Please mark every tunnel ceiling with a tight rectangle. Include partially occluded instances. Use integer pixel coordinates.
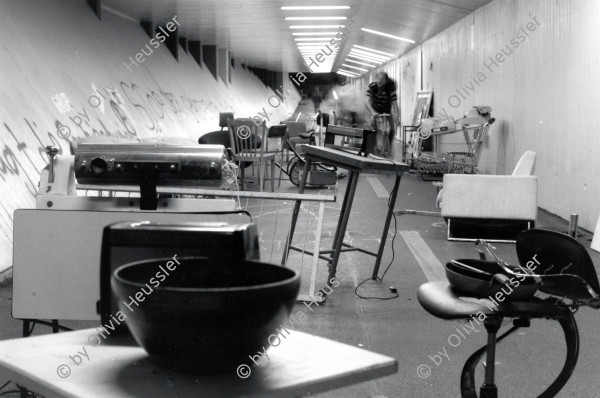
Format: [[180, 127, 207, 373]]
[[100, 0, 492, 74]]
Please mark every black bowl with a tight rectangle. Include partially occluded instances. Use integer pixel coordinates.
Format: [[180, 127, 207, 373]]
[[111, 257, 300, 372]]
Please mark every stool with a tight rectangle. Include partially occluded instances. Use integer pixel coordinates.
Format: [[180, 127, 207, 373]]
[[418, 229, 600, 398]]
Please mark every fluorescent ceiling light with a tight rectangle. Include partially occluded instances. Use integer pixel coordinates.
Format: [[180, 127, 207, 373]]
[[342, 64, 368, 72], [286, 17, 347, 21], [350, 48, 390, 58], [290, 25, 345, 29], [361, 28, 415, 43], [348, 53, 388, 64], [345, 59, 376, 67], [295, 38, 333, 41], [337, 72, 357, 78], [298, 44, 336, 48], [347, 54, 383, 64], [353, 45, 395, 57], [282, 6, 350, 10], [292, 32, 339, 35], [349, 49, 389, 61], [337, 69, 359, 76], [300, 48, 336, 51]]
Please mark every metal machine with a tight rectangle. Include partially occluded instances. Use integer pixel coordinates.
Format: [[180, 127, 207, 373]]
[[38, 142, 233, 211], [13, 141, 247, 325], [99, 220, 260, 333]]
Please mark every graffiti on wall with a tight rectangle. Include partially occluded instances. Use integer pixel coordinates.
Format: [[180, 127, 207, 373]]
[[0, 81, 237, 250]]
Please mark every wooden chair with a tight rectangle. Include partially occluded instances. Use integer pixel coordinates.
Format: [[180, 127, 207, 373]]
[[227, 118, 275, 192]]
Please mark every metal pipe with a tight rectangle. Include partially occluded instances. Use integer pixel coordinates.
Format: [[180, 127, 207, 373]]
[[568, 214, 579, 238]]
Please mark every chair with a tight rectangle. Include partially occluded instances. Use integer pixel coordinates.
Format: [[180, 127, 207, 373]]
[[198, 112, 235, 146], [266, 124, 287, 186], [417, 229, 600, 398], [437, 151, 537, 242], [227, 118, 275, 192], [280, 121, 310, 162]]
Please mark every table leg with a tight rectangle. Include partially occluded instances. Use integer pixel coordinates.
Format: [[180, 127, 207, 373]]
[[281, 158, 312, 265], [371, 175, 402, 279], [330, 168, 354, 254], [22, 320, 30, 337], [271, 160, 275, 192], [327, 171, 359, 284]]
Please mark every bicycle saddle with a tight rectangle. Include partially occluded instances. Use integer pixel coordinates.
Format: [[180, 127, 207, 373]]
[[418, 229, 600, 398]]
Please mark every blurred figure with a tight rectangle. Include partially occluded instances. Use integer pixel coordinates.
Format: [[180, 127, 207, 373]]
[[312, 86, 323, 113], [366, 72, 399, 123], [366, 72, 399, 157]]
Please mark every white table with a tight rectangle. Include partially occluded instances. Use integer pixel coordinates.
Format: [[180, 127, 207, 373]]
[[0, 328, 397, 397]]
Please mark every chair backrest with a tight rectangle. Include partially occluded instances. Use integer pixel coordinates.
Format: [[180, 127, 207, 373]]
[[219, 112, 234, 130], [280, 121, 308, 139], [516, 229, 600, 299], [267, 125, 287, 152], [512, 151, 537, 176], [268, 124, 287, 138], [227, 118, 266, 157]]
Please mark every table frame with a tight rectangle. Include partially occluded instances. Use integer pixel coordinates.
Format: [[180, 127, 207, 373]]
[[282, 146, 408, 286]]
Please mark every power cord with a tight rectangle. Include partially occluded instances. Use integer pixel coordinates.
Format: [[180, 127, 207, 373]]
[[0, 382, 37, 397], [354, 154, 402, 300]]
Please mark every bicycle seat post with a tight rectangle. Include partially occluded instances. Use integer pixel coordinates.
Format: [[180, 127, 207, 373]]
[[480, 317, 502, 398]]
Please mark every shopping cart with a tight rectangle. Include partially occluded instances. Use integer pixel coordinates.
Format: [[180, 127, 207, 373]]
[[411, 118, 495, 179]]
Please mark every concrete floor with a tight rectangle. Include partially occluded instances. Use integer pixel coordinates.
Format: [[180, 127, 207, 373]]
[[1, 138, 600, 397]]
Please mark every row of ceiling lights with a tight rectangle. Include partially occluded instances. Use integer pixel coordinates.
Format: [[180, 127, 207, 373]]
[[281, 5, 349, 73], [281, 5, 415, 77], [338, 31, 415, 78]]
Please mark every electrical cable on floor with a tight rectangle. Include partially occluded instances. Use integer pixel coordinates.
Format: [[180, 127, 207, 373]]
[[0, 382, 36, 397], [0, 390, 23, 396], [354, 154, 402, 300]]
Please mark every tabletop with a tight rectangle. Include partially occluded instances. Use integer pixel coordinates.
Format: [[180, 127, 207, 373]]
[[302, 145, 409, 175], [0, 328, 397, 398]]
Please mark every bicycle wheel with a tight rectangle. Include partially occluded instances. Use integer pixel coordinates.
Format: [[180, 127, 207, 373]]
[[288, 157, 305, 187]]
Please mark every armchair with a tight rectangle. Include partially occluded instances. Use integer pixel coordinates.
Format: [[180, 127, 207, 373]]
[[438, 151, 537, 242]]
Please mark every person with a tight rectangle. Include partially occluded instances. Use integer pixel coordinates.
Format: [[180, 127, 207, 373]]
[[312, 86, 323, 113], [366, 72, 399, 157]]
